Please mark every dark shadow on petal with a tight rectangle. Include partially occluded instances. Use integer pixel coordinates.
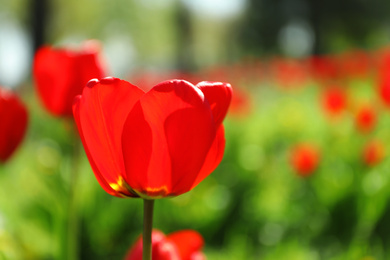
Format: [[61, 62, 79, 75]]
[[165, 107, 215, 194], [122, 101, 153, 193]]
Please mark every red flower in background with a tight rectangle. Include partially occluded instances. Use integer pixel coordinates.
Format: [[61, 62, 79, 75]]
[[307, 55, 339, 82], [337, 50, 371, 79], [321, 86, 347, 117], [362, 140, 385, 167], [290, 144, 320, 177], [73, 78, 232, 198], [377, 49, 390, 107], [125, 230, 205, 260], [33, 41, 105, 117], [270, 58, 308, 88], [228, 87, 252, 118], [379, 76, 390, 107], [355, 105, 376, 133], [0, 87, 28, 162]]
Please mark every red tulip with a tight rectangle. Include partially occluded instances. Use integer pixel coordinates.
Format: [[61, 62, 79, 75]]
[[377, 49, 390, 107], [321, 86, 347, 117], [125, 230, 205, 260], [73, 77, 232, 198], [270, 58, 308, 88], [337, 50, 371, 79], [228, 87, 251, 118], [33, 41, 105, 117], [0, 87, 28, 162], [355, 105, 376, 133], [307, 55, 340, 82], [290, 144, 320, 177], [378, 74, 390, 107], [362, 140, 385, 166]]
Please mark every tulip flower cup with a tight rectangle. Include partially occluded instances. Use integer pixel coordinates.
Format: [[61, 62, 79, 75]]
[[73, 77, 232, 260]]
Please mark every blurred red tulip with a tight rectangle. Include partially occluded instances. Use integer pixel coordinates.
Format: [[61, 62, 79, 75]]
[[337, 50, 371, 79], [376, 48, 390, 79], [355, 105, 376, 133], [290, 144, 320, 177], [376, 49, 390, 107], [73, 77, 232, 198], [33, 41, 105, 117], [270, 58, 308, 88], [0, 87, 28, 162], [307, 55, 340, 82], [321, 86, 347, 117], [125, 230, 205, 260], [228, 88, 252, 118], [362, 140, 384, 166], [378, 74, 390, 107]]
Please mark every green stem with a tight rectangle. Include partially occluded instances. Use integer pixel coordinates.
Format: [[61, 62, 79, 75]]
[[143, 199, 154, 260]]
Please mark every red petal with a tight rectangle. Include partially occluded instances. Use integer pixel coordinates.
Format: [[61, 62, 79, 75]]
[[75, 51, 105, 92], [33, 46, 74, 116], [73, 96, 116, 196], [190, 252, 207, 260], [166, 230, 204, 260], [125, 230, 165, 260], [196, 81, 232, 127], [122, 80, 216, 197], [0, 89, 28, 162], [66, 52, 104, 115], [33, 45, 104, 117], [191, 125, 225, 189], [73, 77, 144, 197], [125, 230, 180, 260]]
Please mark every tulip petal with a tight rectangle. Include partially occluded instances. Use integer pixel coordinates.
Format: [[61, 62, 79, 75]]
[[191, 125, 225, 189], [73, 77, 144, 197], [125, 230, 180, 260], [73, 96, 116, 196], [122, 80, 216, 197], [189, 252, 207, 260], [196, 81, 232, 127], [33, 45, 104, 117], [120, 102, 154, 196], [166, 230, 204, 260], [0, 89, 28, 162], [68, 52, 104, 114], [33, 46, 75, 116], [75, 51, 105, 91]]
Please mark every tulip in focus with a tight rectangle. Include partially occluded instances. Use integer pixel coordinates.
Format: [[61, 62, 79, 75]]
[[73, 77, 232, 198], [33, 41, 105, 117], [355, 105, 376, 133], [362, 140, 385, 166], [0, 87, 28, 162], [125, 230, 206, 260], [290, 143, 320, 177]]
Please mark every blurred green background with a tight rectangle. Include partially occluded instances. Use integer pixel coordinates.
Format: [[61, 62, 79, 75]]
[[1, 0, 390, 259]]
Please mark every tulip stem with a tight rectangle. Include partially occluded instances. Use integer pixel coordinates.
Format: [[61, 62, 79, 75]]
[[143, 199, 154, 260]]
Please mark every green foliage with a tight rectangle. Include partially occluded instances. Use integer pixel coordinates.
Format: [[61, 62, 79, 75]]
[[1, 75, 389, 259]]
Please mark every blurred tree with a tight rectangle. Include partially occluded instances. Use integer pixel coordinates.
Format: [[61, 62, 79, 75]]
[[238, 0, 390, 56], [174, 1, 194, 72], [29, 0, 49, 52]]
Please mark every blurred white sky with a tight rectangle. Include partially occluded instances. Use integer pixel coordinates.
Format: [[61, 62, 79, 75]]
[[181, 0, 247, 19], [0, 14, 32, 88]]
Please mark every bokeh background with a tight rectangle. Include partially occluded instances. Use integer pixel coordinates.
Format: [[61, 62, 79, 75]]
[[2, 0, 390, 259]]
